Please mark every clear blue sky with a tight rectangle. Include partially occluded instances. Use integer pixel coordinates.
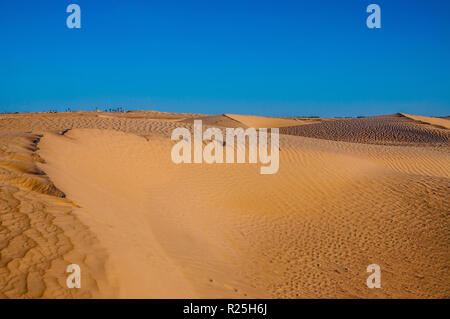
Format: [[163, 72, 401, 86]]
[[1, 0, 449, 117]]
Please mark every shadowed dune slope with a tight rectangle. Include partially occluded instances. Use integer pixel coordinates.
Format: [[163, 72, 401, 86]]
[[0, 132, 65, 197], [180, 114, 247, 128], [402, 113, 450, 130], [280, 114, 449, 147]]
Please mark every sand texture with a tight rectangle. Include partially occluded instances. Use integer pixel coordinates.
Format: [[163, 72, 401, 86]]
[[0, 111, 448, 298]]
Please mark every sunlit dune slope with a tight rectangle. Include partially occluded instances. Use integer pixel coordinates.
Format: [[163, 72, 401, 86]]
[[37, 127, 449, 298]]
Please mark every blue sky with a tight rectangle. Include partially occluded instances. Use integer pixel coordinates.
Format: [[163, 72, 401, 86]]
[[1, 0, 449, 116]]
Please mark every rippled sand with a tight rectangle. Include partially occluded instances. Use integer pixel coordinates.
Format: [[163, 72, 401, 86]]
[[0, 111, 448, 298]]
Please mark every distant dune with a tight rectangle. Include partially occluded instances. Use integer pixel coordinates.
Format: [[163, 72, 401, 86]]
[[0, 111, 449, 298], [401, 113, 450, 130], [280, 113, 449, 147], [224, 114, 316, 128], [181, 114, 246, 128], [180, 113, 318, 129]]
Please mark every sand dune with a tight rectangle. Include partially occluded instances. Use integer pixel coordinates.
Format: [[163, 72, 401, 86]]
[[181, 114, 247, 128], [0, 111, 449, 298], [0, 111, 194, 137], [0, 132, 115, 298], [224, 114, 316, 128], [280, 113, 449, 147], [180, 113, 319, 129], [401, 113, 450, 130]]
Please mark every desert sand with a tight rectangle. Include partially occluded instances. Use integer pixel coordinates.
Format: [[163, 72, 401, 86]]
[[0, 111, 448, 298]]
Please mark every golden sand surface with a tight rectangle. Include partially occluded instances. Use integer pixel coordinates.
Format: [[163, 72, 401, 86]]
[[0, 111, 448, 298]]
